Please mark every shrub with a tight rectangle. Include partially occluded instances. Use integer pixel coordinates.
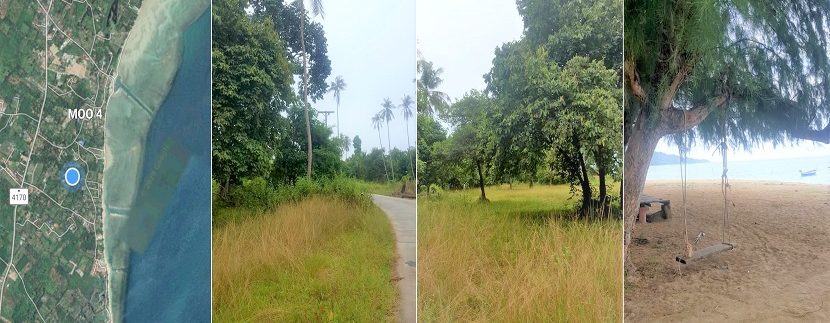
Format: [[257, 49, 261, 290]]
[[230, 177, 275, 209], [428, 184, 444, 197], [215, 176, 380, 228]]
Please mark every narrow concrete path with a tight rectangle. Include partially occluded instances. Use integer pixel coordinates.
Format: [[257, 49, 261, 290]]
[[372, 194, 416, 323]]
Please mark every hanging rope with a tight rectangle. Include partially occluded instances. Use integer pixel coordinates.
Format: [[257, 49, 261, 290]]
[[680, 111, 693, 258], [720, 108, 730, 244]]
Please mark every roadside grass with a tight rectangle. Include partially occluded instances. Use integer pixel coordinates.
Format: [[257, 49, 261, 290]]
[[213, 196, 397, 322], [418, 184, 622, 322]]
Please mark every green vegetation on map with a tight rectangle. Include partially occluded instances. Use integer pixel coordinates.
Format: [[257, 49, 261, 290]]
[[0, 1, 141, 321]]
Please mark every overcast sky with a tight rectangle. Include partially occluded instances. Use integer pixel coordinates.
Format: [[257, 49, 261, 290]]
[[416, 0, 524, 101], [312, 0, 415, 155]]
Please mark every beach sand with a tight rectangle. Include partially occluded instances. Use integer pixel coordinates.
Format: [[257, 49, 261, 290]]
[[102, 0, 209, 322], [625, 180, 830, 322]]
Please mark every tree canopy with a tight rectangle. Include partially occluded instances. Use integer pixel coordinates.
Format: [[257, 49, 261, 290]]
[[623, 0, 830, 245], [213, 0, 340, 193], [417, 0, 623, 217]]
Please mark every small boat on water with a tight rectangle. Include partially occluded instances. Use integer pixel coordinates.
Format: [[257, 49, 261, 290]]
[[800, 169, 817, 176]]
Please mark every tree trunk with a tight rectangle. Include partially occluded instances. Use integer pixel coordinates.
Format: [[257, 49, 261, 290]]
[[598, 166, 607, 203], [618, 180, 624, 215], [477, 159, 487, 201], [386, 120, 395, 180], [378, 128, 388, 181], [300, 7, 313, 178], [577, 150, 592, 218], [598, 160, 607, 218], [336, 102, 340, 139], [623, 120, 664, 256], [406, 120, 414, 178]]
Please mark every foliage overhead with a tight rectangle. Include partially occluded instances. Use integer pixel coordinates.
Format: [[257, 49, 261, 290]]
[[625, 0, 830, 147]]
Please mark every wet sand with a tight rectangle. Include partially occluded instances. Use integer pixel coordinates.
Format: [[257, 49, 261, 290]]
[[102, 0, 209, 321], [626, 180, 830, 322]]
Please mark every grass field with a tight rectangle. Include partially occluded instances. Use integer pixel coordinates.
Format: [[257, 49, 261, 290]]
[[212, 196, 397, 322], [418, 184, 622, 322]]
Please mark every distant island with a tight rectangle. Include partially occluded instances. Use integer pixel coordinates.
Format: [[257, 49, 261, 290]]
[[650, 152, 709, 166]]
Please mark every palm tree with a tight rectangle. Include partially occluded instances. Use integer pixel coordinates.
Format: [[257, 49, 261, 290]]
[[295, 0, 325, 178], [379, 98, 396, 180], [417, 59, 451, 116], [371, 113, 389, 181], [400, 95, 415, 178], [329, 75, 346, 138]]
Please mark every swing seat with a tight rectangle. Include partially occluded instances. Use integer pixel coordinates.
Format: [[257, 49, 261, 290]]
[[675, 243, 735, 264]]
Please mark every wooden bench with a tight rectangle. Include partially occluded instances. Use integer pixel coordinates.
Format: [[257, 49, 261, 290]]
[[639, 194, 671, 223]]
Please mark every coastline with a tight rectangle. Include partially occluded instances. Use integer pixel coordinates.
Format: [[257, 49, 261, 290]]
[[101, 0, 209, 322], [644, 178, 830, 186]]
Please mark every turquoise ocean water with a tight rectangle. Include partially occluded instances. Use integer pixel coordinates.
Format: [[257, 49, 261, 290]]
[[122, 9, 211, 322], [647, 155, 830, 185]]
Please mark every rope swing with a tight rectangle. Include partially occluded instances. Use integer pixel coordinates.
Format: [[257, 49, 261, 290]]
[[675, 108, 735, 264]]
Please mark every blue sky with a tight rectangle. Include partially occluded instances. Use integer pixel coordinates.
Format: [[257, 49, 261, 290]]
[[311, 0, 416, 155]]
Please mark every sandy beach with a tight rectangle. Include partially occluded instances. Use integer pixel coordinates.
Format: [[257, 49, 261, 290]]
[[626, 180, 830, 322]]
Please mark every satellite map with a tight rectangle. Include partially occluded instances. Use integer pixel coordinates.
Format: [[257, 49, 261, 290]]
[[0, 0, 210, 322]]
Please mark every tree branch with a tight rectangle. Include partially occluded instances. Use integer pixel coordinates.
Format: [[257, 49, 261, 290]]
[[790, 122, 830, 144], [659, 61, 693, 111], [624, 60, 647, 103], [661, 94, 729, 134]]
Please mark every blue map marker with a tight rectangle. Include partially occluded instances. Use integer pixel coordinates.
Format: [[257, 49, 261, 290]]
[[61, 162, 85, 192], [65, 167, 80, 186]]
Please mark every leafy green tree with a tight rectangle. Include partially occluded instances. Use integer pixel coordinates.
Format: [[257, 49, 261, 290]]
[[380, 98, 397, 180], [624, 1, 830, 247], [485, 0, 622, 217], [270, 105, 343, 185], [544, 55, 621, 214], [329, 75, 346, 137], [250, 0, 331, 100], [416, 110, 447, 189], [247, 0, 332, 179], [352, 135, 363, 155], [334, 134, 350, 156], [212, 0, 294, 193], [364, 148, 390, 182], [444, 90, 494, 201], [517, 0, 621, 70]]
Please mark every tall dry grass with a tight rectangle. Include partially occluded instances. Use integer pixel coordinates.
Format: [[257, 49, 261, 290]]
[[213, 196, 396, 321], [418, 185, 622, 322]]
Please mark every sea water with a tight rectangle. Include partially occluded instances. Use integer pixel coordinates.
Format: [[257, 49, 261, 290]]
[[122, 9, 211, 322], [647, 155, 830, 185]]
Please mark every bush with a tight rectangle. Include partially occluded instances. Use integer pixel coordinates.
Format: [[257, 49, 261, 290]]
[[229, 177, 276, 209], [319, 176, 371, 206], [220, 176, 372, 215], [428, 184, 444, 197], [212, 178, 222, 208]]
